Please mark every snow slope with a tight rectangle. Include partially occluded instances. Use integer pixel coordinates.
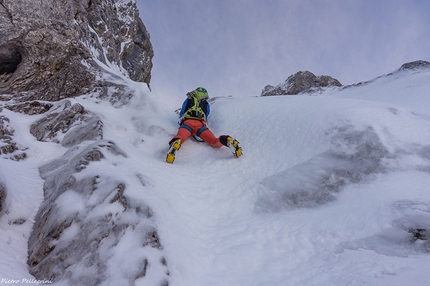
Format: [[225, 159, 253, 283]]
[[1, 65, 430, 285]]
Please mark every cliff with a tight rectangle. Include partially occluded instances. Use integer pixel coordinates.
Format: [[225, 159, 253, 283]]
[[0, 0, 153, 102]]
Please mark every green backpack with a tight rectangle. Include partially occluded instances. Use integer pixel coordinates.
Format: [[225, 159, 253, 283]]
[[183, 87, 209, 121]]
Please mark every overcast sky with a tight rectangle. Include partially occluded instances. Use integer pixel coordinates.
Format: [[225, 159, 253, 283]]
[[136, 0, 430, 102]]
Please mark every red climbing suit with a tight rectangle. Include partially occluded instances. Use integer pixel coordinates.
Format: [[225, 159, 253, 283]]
[[172, 119, 223, 148]]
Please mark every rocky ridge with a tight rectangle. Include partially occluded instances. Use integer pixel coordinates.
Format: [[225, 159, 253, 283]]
[[261, 70, 342, 96]]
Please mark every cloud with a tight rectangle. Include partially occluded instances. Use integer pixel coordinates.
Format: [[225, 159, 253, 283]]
[[137, 0, 430, 100]]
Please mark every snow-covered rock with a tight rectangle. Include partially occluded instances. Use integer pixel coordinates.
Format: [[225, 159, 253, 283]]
[[29, 100, 103, 147], [0, 113, 27, 161], [27, 141, 169, 285], [261, 70, 342, 96]]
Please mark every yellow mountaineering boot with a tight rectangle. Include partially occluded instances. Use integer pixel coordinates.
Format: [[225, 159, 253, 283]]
[[226, 136, 242, 158], [166, 139, 181, 163]]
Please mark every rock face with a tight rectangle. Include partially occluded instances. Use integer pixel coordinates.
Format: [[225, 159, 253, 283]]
[[0, 0, 153, 102], [261, 71, 342, 96], [1, 0, 164, 284]]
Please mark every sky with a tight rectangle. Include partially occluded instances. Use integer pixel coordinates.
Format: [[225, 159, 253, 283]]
[[136, 0, 430, 102]]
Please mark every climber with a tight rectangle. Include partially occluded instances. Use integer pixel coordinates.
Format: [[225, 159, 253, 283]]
[[166, 87, 242, 163]]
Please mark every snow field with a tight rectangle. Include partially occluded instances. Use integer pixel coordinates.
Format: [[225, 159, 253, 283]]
[[1, 67, 430, 285]]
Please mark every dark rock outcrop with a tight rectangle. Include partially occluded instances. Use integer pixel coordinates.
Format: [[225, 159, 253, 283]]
[[0, 113, 26, 160], [400, 60, 430, 71], [3, 101, 53, 115], [30, 100, 103, 147], [0, 0, 153, 102], [261, 71, 342, 96], [0, 181, 6, 216]]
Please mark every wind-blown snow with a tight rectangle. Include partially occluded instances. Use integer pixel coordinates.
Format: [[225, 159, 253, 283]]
[[1, 65, 430, 285]]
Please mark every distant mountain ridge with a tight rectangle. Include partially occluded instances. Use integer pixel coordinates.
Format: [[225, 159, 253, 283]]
[[260, 60, 430, 96]]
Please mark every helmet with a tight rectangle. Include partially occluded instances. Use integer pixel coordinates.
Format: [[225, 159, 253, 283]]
[[193, 87, 209, 100]]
